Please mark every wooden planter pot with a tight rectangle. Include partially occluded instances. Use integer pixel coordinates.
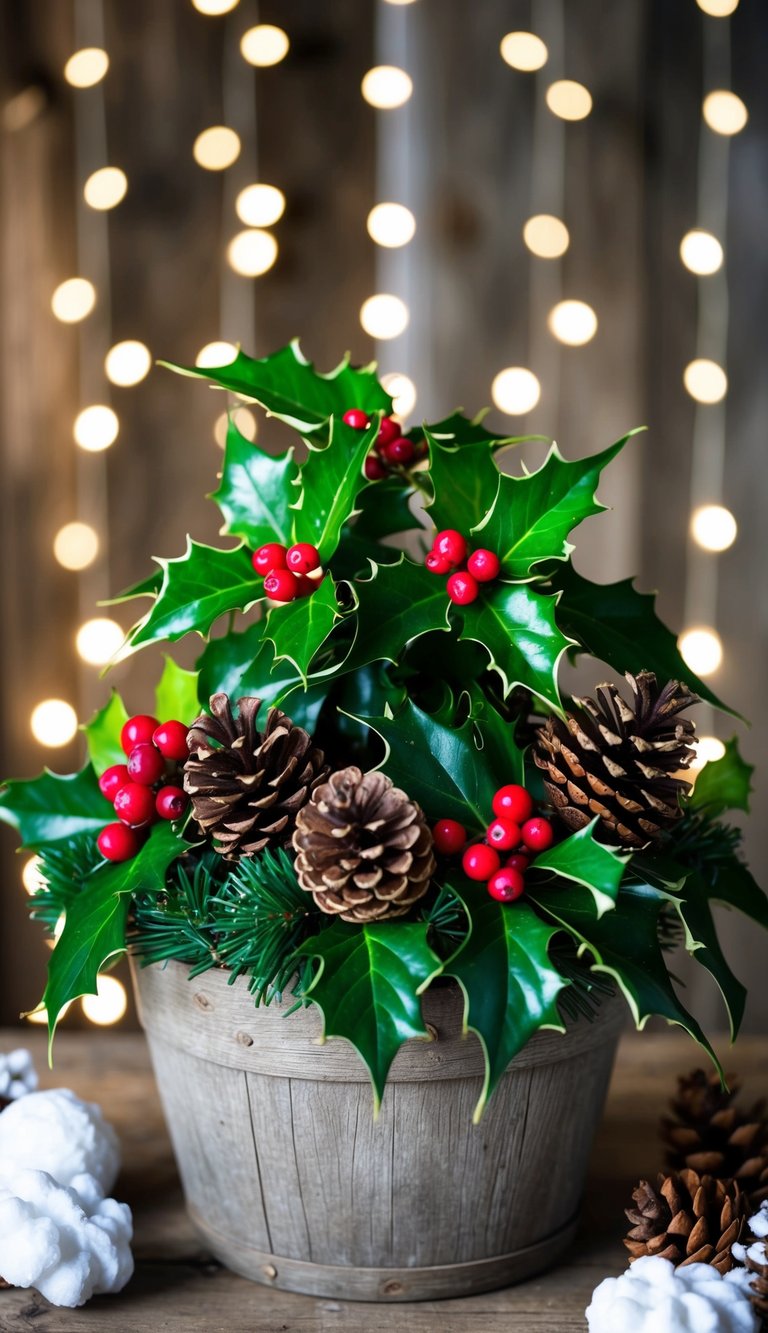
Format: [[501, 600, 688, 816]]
[[131, 958, 624, 1302]]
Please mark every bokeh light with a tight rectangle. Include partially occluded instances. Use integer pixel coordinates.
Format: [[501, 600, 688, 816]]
[[193, 126, 241, 170], [500, 32, 548, 71], [696, 0, 739, 12], [214, 407, 258, 447], [359, 294, 410, 339], [361, 66, 413, 109], [690, 504, 737, 552], [240, 25, 290, 67], [679, 626, 723, 676], [105, 340, 152, 387], [51, 278, 96, 324], [235, 184, 285, 228], [30, 699, 78, 747], [545, 80, 592, 121], [366, 202, 416, 248], [491, 367, 541, 415], [196, 341, 238, 367], [73, 405, 119, 452], [21, 856, 45, 896], [683, 359, 728, 404], [227, 229, 278, 277], [53, 522, 99, 571], [680, 229, 723, 275], [83, 167, 128, 211], [523, 215, 570, 259], [192, 0, 240, 13], [381, 372, 417, 419], [703, 90, 748, 135], [692, 736, 727, 769], [81, 975, 128, 1026], [75, 618, 125, 666], [64, 48, 109, 88], [548, 299, 598, 346]]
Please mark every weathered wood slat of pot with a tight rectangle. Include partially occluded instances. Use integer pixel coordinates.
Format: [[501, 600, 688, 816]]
[[132, 958, 625, 1301]]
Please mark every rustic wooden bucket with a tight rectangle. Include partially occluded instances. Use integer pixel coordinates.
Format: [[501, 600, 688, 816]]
[[131, 957, 624, 1302]]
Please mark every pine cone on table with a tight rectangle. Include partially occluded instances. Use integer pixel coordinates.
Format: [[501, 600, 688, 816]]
[[624, 1169, 746, 1273], [534, 671, 698, 848], [293, 766, 435, 923], [663, 1068, 768, 1207], [184, 694, 329, 860]]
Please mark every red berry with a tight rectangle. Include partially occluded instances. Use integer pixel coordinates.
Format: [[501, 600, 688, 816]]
[[293, 574, 318, 597], [343, 408, 369, 430], [97, 822, 140, 862], [286, 543, 321, 575], [486, 817, 521, 851], [505, 853, 530, 874], [487, 867, 526, 903], [467, 548, 501, 582], [252, 542, 287, 576], [521, 816, 555, 853], [447, 571, 479, 606], [425, 550, 453, 575], [462, 844, 501, 882], [99, 764, 130, 801], [364, 453, 387, 480], [152, 720, 189, 762], [432, 819, 467, 856], [120, 714, 159, 755], [383, 437, 415, 467], [492, 784, 534, 824], [156, 785, 188, 821], [434, 530, 468, 566], [113, 782, 157, 827], [263, 568, 299, 602], [127, 742, 166, 786], [376, 416, 401, 449]]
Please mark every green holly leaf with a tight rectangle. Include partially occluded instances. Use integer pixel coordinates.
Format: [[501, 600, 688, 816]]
[[707, 856, 768, 931], [154, 655, 200, 724], [102, 568, 163, 605], [43, 822, 187, 1051], [352, 477, 420, 542], [425, 431, 504, 535], [125, 540, 262, 654], [531, 820, 630, 916], [552, 563, 735, 716], [161, 340, 391, 436], [298, 920, 442, 1113], [690, 738, 753, 816], [291, 415, 379, 562], [0, 765, 113, 849], [343, 557, 452, 674], [82, 692, 129, 775], [473, 436, 632, 580], [424, 411, 543, 449], [210, 417, 296, 547], [444, 883, 567, 1121], [456, 581, 572, 711], [667, 870, 747, 1040], [195, 627, 330, 731], [264, 575, 342, 683]]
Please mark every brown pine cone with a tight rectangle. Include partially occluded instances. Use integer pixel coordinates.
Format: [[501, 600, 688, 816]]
[[293, 766, 435, 923], [740, 1236, 768, 1319], [663, 1068, 768, 1208], [624, 1169, 746, 1273]]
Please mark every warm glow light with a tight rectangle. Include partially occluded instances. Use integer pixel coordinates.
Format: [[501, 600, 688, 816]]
[[680, 229, 723, 275], [366, 202, 416, 248], [30, 699, 78, 747], [361, 66, 413, 109], [26, 1008, 50, 1026], [22, 856, 45, 896], [196, 341, 238, 367], [359, 294, 409, 339], [491, 367, 541, 415], [703, 90, 748, 136], [105, 340, 152, 387], [692, 736, 727, 771], [53, 521, 99, 571], [81, 975, 128, 1026], [75, 618, 124, 666], [548, 299, 598, 346], [381, 372, 417, 419], [193, 126, 241, 170], [192, 0, 240, 12], [382, 0, 418, 5], [73, 405, 119, 452], [500, 32, 548, 71], [83, 167, 127, 210], [546, 80, 592, 121], [679, 627, 723, 676], [227, 229, 278, 277], [684, 358, 728, 404], [696, 0, 739, 13], [691, 503, 737, 552], [51, 278, 96, 324], [214, 407, 258, 448], [64, 48, 109, 88], [523, 214, 569, 259], [235, 184, 285, 227], [240, 24, 289, 67]]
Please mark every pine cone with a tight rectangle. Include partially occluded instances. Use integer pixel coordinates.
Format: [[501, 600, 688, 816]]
[[293, 766, 435, 923], [624, 1169, 746, 1273], [741, 1238, 768, 1320], [663, 1068, 768, 1207], [534, 671, 698, 847], [184, 694, 329, 860]]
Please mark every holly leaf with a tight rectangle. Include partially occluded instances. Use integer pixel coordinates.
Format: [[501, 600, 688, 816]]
[[667, 870, 747, 1040], [455, 581, 572, 711], [352, 477, 420, 542], [444, 883, 567, 1121], [264, 575, 342, 683], [154, 655, 200, 724], [342, 557, 452, 674], [210, 417, 296, 547], [424, 411, 542, 449], [291, 415, 379, 562], [690, 738, 753, 817], [425, 430, 504, 535], [101, 568, 163, 605], [195, 627, 329, 731], [0, 765, 113, 849], [473, 436, 632, 580], [530, 820, 630, 917], [552, 563, 735, 716], [125, 540, 262, 654], [42, 822, 187, 1051], [298, 920, 442, 1113], [82, 692, 129, 775]]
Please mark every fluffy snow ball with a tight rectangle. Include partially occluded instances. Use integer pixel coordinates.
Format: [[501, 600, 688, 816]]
[[0, 1088, 120, 1192], [586, 1256, 759, 1333], [0, 1048, 38, 1103]]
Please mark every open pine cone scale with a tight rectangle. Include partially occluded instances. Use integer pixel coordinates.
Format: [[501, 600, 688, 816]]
[[624, 1169, 746, 1273]]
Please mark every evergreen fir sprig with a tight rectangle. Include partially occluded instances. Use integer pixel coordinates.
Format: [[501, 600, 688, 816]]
[[550, 936, 615, 1024], [130, 848, 227, 977], [32, 836, 104, 932], [421, 885, 468, 956]]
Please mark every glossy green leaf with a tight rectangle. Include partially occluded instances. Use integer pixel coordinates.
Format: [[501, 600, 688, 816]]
[[102, 568, 163, 606], [126, 540, 262, 654], [264, 575, 342, 683], [298, 920, 442, 1113], [531, 819, 630, 916], [195, 627, 329, 731], [456, 580, 572, 711], [291, 415, 379, 562], [82, 692, 129, 775], [0, 765, 113, 849], [210, 417, 296, 547], [424, 411, 541, 449], [352, 477, 420, 542], [668, 870, 747, 1040], [343, 557, 452, 674], [707, 856, 768, 931], [154, 655, 201, 725], [425, 430, 504, 535], [690, 737, 753, 816]]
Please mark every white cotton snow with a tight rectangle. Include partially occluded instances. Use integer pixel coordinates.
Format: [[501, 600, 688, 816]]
[[0, 1088, 120, 1192], [0, 1048, 38, 1102], [585, 1255, 759, 1333]]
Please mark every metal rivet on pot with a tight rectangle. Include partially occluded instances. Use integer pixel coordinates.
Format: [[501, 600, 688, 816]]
[[236, 1031, 254, 1047], [262, 1264, 277, 1281], [382, 1279, 404, 1296], [193, 992, 212, 1011]]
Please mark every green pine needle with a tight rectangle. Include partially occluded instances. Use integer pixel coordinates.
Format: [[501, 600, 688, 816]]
[[550, 936, 615, 1024], [130, 849, 227, 976], [31, 835, 103, 932]]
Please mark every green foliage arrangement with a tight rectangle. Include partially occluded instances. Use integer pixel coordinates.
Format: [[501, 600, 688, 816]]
[[1, 341, 765, 1120]]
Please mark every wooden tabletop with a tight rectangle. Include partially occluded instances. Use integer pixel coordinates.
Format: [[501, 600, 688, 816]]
[[0, 1027, 765, 1331]]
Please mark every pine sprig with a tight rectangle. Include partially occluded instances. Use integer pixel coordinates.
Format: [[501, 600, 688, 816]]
[[421, 884, 468, 956], [550, 936, 615, 1024], [32, 835, 103, 931], [130, 849, 227, 977]]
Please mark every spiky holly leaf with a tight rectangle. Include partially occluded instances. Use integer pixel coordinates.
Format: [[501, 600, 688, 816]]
[[102, 568, 162, 605], [210, 417, 295, 547], [425, 430, 504, 536], [82, 692, 129, 775], [443, 882, 567, 1121], [297, 920, 442, 1113], [352, 477, 420, 542], [195, 627, 330, 732], [455, 581, 572, 711], [161, 340, 391, 436], [125, 540, 262, 654], [154, 655, 200, 725], [342, 557, 452, 674], [551, 563, 735, 716], [531, 819, 630, 917], [667, 870, 747, 1040], [424, 410, 542, 449], [264, 575, 342, 683], [690, 737, 753, 817], [472, 435, 632, 580], [42, 822, 187, 1050], [0, 765, 113, 849], [291, 415, 379, 562]]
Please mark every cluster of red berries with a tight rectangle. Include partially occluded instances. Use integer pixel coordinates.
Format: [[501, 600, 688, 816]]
[[432, 784, 554, 904], [424, 530, 501, 606], [342, 408, 426, 481], [251, 541, 324, 604], [96, 715, 190, 863]]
